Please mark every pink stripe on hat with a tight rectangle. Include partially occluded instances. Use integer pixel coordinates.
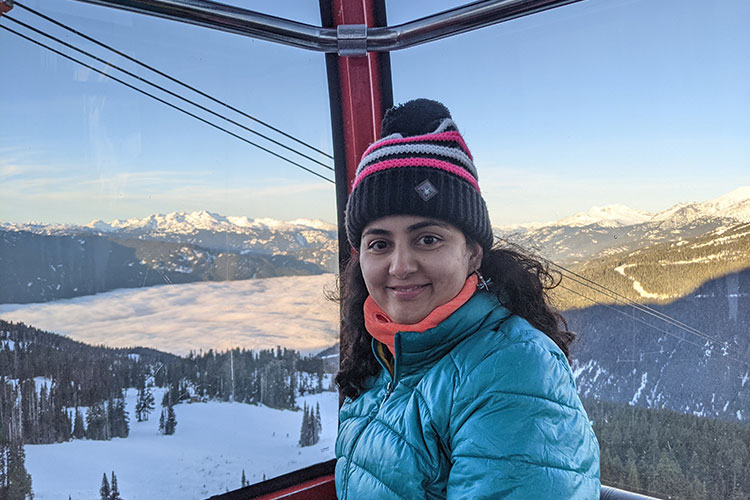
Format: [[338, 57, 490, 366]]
[[352, 158, 481, 193], [361, 131, 474, 161]]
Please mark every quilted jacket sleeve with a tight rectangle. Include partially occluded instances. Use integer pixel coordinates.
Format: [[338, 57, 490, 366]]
[[446, 328, 600, 499]]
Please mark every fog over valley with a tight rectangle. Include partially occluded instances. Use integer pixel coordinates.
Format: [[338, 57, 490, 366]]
[[0, 274, 339, 355]]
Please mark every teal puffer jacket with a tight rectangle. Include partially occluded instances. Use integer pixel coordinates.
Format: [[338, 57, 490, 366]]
[[335, 292, 600, 499]]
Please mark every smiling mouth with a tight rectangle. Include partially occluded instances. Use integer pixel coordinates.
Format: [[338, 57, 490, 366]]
[[388, 284, 429, 298]]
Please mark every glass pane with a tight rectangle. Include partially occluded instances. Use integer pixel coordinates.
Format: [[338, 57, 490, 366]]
[[388, 0, 749, 498], [1, 0, 338, 498]]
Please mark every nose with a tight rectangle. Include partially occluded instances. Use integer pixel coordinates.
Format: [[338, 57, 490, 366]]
[[389, 244, 418, 279]]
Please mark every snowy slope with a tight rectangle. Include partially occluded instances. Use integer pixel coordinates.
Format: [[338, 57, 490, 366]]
[[26, 389, 338, 500]]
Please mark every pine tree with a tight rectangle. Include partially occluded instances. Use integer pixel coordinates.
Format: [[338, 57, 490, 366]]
[[299, 403, 310, 447], [298, 403, 319, 447], [315, 402, 322, 435], [158, 409, 165, 435], [109, 397, 129, 438], [6, 443, 33, 500], [99, 473, 110, 500], [110, 471, 122, 500], [72, 409, 85, 439], [135, 387, 155, 422], [165, 405, 177, 435], [86, 402, 109, 440], [241, 469, 248, 488], [159, 404, 177, 435]]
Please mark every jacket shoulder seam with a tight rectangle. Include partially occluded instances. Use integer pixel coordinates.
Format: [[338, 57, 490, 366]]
[[451, 453, 599, 479], [456, 334, 569, 384], [460, 388, 582, 412]]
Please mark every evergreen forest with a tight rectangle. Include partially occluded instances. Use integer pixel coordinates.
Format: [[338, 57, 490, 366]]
[[2, 318, 748, 499], [587, 399, 750, 499], [0, 319, 334, 498]]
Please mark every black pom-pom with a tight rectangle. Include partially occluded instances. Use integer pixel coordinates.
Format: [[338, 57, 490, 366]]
[[381, 98, 452, 137]]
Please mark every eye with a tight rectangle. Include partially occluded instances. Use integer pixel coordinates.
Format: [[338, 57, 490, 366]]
[[417, 234, 441, 246], [366, 239, 389, 251]]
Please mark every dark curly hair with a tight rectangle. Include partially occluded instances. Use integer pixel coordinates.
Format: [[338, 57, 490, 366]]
[[332, 240, 575, 400]]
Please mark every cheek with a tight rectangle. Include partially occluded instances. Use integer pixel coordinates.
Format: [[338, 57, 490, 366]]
[[358, 259, 380, 292]]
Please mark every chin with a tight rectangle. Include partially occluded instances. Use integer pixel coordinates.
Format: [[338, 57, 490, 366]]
[[391, 310, 428, 325]]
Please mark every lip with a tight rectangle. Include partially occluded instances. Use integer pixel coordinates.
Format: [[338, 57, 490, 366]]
[[388, 283, 429, 300]]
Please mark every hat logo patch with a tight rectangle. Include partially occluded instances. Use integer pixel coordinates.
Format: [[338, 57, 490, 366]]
[[415, 180, 439, 201]]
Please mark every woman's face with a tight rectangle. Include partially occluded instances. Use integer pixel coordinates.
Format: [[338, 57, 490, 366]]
[[359, 215, 483, 324]]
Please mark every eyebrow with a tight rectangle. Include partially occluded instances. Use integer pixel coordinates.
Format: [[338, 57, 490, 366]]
[[406, 220, 452, 232], [362, 219, 451, 237]]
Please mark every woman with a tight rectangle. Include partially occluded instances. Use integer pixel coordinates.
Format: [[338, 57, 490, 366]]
[[334, 99, 600, 499]]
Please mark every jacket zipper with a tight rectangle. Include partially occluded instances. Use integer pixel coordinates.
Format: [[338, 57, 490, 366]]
[[343, 338, 400, 498], [379, 381, 394, 411]]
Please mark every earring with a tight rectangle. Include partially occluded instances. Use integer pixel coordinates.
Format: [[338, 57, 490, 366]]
[[475, 270, 492, 290]]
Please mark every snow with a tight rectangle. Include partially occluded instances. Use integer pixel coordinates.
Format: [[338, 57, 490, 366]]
[[81, 211, 337, 236], [631, 280, 672, 300], [288, 219, 337, 232], [5, 377, 54, 393], [493, 186, 750, 232], [629, 372, 648, 405], [691, 229, 750, 249], [554, 204, 653, 227], [0, 275, 339, 356], [614, 264, 672, 300], [712, 186, 750, 210], [25, 389, 338, 500], [652, 186, 750, 224]]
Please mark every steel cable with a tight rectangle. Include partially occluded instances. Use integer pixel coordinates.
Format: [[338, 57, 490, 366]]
[[14, 1, 334, 161], [0, 22, 334, 184]]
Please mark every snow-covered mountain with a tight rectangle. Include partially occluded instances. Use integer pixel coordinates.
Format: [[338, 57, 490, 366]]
[[497, 187, 750, 264], [86, 211, 337, 236], [555, 204, 653, 228], [549, 186, 750, 228], [3, 188, 748, 303], [0, 213, 339, 304], [2, 211, 338, 270]]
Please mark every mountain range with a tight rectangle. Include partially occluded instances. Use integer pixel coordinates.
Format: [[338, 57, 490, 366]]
[[1, 187, 748, 306], [498, 186, 750, 265], [1, 188, 748, 422], [0, 215, 339, 304]]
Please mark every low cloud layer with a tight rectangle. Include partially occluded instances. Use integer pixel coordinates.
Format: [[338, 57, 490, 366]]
[[0, 275, 339, 356]]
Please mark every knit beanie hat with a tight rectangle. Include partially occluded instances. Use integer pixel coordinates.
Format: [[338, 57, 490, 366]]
[[345, 98, 493, 251]]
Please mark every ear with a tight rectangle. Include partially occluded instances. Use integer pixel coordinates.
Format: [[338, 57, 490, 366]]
[[467, 242, 483, 272]]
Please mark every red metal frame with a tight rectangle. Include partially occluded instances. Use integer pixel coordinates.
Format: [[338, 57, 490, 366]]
[[0, 1, 13, 16], [331, 0, 387, 192], [250, 475, 336, 500]]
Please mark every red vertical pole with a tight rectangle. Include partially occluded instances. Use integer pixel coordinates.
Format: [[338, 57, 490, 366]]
[[320, 0, 392, 411], [330, 0, 390, 194], [321, 0, 392, 270]]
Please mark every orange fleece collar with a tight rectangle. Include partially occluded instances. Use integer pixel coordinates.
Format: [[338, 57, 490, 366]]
[[364, 274, 478, 356]]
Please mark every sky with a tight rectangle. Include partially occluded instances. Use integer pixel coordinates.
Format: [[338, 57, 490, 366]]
[[1, 0, 748, 227]]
